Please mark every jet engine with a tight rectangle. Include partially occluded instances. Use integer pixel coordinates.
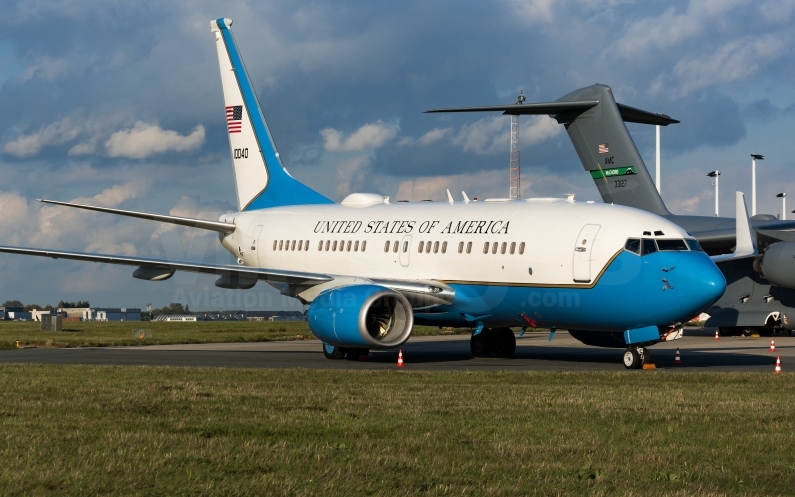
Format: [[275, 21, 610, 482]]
[[307, 284, 414, 348], [758, 242, 795, 289]]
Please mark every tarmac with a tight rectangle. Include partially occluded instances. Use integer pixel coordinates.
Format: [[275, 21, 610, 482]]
[[0, 327, 789, 371]]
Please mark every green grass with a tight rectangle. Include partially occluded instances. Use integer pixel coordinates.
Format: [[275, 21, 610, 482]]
[[0, 321, 469, 349], [1, 366, 794, 495]]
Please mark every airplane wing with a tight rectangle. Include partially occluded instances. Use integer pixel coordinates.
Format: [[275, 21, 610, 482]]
[[37, 199, 235, 234], [0, 245, 329, 285], [711, 192, 757, 263]]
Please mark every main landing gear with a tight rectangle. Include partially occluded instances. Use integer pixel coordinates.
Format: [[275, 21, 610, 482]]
[[470, 328, 516, 358], [622, 346, 652, 369], [322, 343, 370, 361]]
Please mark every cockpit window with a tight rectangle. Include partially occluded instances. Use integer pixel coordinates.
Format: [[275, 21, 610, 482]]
[[685, 238, 703, 252], [624, 238, 641, 255], [641, 239, 658, 255], [656, 239, 688, 251]]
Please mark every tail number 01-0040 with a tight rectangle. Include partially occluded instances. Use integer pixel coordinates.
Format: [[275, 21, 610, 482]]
[[233, 148, 249, 159]]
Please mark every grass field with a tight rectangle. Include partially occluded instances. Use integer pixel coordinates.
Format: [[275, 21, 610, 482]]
[[1, 366, 794, 495], [0, 321, 469, 349]]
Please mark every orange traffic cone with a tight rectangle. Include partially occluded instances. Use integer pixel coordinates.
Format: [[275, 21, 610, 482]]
[[397, 350, 404, 367], [775, 356, 782, 374], [714, 330, 720, 340], [674, 348, 682, 365], [771, 339, 776, 353]]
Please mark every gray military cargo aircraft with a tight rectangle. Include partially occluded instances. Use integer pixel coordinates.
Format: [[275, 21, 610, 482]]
[[427, 84, 795, 336]]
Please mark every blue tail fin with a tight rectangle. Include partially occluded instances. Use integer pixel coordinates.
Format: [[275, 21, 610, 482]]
[[211, 18, 332, 211]]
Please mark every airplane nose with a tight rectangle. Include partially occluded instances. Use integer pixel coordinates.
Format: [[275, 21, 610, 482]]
[[676, 253, 726, 305]]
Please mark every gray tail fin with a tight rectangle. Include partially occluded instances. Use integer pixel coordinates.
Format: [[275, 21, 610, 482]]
[[425, 84, 678, 216]]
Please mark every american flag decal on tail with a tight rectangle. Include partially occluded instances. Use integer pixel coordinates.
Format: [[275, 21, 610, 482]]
[[226, 105, 243, 134], [598, 143, 609, 154]]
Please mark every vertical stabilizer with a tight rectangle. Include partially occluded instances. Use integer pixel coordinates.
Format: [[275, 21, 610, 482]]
[[211, 18, 332, 211], [553, 85, 670, 216]]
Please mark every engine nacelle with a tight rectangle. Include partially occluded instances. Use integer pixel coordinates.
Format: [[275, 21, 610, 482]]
[[133, 266, 175, 281], [215, 274, 258, 289], [307, 284, 414, 349], [760, 242, 795, 289]]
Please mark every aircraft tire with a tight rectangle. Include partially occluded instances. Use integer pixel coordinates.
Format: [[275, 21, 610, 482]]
[[471, 329, 496, 357], [323, 343, 347, 360], [623, 348, 642, 369], [493, 328, 516, 358], [346, 347, 369, 361]]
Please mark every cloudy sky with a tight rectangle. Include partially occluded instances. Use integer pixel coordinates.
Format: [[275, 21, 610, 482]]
[[0, 0, 793, 310]]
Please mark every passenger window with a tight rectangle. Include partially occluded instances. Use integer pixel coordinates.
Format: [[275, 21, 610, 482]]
[[273, 240, 277, 251], [318, 240, 323, 251], [393, 241, 399, 253], [500, 242, 506, 254], [467, 242, 472, 254], [339, 241, 345, 252], [384, 241, 390, 252], [624, 238, 641, 255], [279, 240, 283, 251], [418, 241, 424, 253], [510, 242, 515, 254], [483, 242, 489, 254], [361, 241, 366, 252], [333, 241, 338, 251], [297, 240, 303, 251], [403, 241, 408, 253], [347, 241, 352, 251], [354, 240, 359, 252], [656, 239, 688, 251], [442, 241, 447, 254], [305, 240, 309, 250], [458, 241, 464, 254], [641, 238, 658, 255], [519, 242, 525, 255], [325, 240, 330, 251], [433, 241, 439, 253], [492, 242, 498, 254]]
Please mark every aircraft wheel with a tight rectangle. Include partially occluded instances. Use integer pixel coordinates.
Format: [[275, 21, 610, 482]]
[[640, 347, 651, 365], [346, 347, 369, 361], [323, 343, 347, 360], [471, 328, 496, 357], [623, 348, 642, 369], [493, 328, 516, 358]]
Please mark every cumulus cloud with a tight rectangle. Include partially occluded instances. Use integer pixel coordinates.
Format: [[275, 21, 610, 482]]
[[450, 115, 560, 155], [4, 118, 81, 157], [334, 156, 371, 198], [151, 195, 235, 241], [397, 127, 453, 146], [105, 122, 205, 159], [321, 121, 399, 152], [671, 35, 789, 95], [504, 0, 555, 24]]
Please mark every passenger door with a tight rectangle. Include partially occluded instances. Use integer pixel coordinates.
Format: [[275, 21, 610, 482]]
[[399, 235, 412, 267], [573, 224, 601, 283]]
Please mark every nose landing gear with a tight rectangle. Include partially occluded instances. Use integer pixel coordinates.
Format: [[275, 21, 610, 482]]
[[623, 346, 651, 369]]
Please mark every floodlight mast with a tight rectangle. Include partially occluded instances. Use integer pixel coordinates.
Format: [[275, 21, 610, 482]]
[[707, 171, 721, 217], [509, 91, 525, 199], [655, 125, 661, 194], [776, 192, 787, 220], [751, 154, 764, 216]]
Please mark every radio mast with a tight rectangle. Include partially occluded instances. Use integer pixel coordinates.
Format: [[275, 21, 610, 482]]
[[509, 91, 525, 199]]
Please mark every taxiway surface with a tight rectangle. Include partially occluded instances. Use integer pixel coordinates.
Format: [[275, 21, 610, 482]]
[[0, 328, 789, 371]]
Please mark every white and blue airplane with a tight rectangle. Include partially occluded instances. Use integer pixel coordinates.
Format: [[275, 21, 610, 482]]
[[0, 18, 743, 368]]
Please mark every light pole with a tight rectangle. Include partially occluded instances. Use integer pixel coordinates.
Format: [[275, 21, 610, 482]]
[[751, 154, 764, 216], [776, 192, 787, 220], [707, 171, 720, 217], [655, 125, 661, 194]]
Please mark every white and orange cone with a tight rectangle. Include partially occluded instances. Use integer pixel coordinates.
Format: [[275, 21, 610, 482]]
[[397, 350, 404, 367], [674, 348, 682, 365], [775, 356, 782, 374], [771, 339, 776, 353], [715, 330, 720, 340]]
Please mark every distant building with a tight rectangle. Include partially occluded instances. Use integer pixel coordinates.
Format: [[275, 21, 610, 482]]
[[0, 307, 30, 320], [153, 314, 198, 322], [58, 307, 90, 319], [31, 310, 52, 322], [83, 308, 142, 322]]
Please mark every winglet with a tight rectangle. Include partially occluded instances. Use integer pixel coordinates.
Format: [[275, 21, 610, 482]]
[[447, 189, 454, 205], [711, 192, 757, 263], [462, 191, 470, 204]]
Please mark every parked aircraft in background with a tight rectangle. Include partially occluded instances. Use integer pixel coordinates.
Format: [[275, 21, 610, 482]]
[[428, 84, 795, 336], [0, 20, 733, 368]]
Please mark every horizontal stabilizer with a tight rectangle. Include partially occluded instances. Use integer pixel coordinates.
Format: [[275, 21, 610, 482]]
[[0, 245, 330, 286], [616, 104, 679, 126], [38, 199, 236, 234], [425, 100, 598, 116]]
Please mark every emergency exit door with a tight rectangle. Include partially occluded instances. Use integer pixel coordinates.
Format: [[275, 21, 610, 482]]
[[572, 224, 601, 283]]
